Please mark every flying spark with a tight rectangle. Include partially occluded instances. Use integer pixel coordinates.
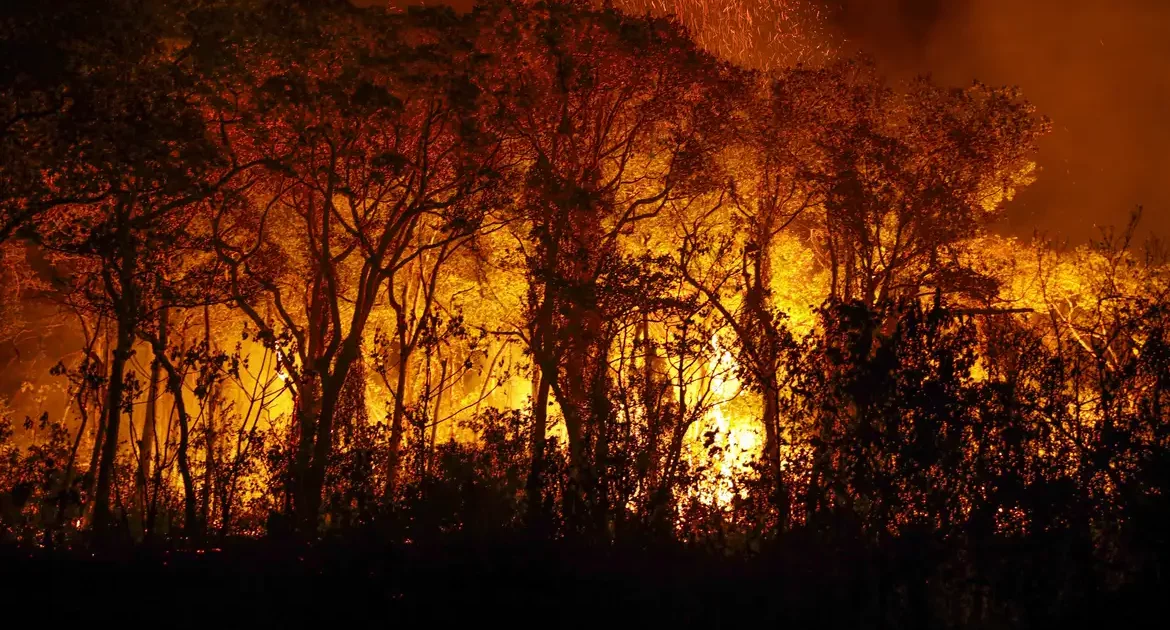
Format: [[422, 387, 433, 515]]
[[612, 0, 835, 69]]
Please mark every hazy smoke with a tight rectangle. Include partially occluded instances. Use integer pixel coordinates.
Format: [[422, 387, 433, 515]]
[[832, 0, 1170, 243]]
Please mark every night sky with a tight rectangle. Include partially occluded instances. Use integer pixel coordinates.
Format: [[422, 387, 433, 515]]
[[386, 0, 1170, 244]]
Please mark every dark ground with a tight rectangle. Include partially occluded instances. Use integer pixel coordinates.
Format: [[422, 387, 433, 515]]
[[2, 537, 1166, 628], [3, 539, 776, 627]]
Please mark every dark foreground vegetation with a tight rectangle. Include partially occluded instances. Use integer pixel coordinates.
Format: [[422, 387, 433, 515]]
[[3, 1, 1170, 627]]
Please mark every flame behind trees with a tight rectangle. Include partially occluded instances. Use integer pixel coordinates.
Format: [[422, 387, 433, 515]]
[[12, 0, 245, 534], [471, 0, 748, 534], [195, 3, 509, 529], [5, 4, 1170, 600]]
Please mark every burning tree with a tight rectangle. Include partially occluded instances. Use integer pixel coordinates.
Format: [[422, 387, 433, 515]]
[[470, 0, 745, 534], [195, 2, 506, 531], [4, 4, 1170, 621]]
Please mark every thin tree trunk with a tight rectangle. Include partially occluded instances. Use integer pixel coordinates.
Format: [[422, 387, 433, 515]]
[[168, 369, 198, 536], [526, 369, 551, 529], [201, 304, 216, 533], [93, 212, 139, 536], [385, 322, 411, 498], [81, 323, 112, 525], [590, 349, 612, 537], [92, 317, 134, 533], [526, 261, 559, 530], [138, 341, 198, 535], [302, 341, 359, 533], [427, 358, 447, 476], [57, 389, 91, 530], [83, 406, 104, 518], [201, 390, 215, 534], [63, 323, 105, 529], [135, 305, 165, 538]]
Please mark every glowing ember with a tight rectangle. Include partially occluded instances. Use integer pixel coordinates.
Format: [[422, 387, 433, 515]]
[[612, 0, 835, 67]]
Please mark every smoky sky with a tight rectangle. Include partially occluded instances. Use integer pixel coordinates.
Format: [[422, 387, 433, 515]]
[[385, 0, 1170, 244], [831, 0, 1170, 244]]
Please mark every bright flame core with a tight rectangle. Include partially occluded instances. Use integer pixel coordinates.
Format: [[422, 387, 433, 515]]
[[686, 333, 763, 509]]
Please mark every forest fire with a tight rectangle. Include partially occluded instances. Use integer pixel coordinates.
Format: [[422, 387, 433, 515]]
[[2, 0, 1169, 626]]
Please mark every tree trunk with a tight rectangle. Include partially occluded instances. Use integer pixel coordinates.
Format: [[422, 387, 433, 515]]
[[651, 419, 690, 529], [589, 348, 612, 536], [83, 407, 104, 521], [293, 377, 320, 519], [201, 304, 215, 533], [526, 369, 551, 529], [79, 331, 109, 524], [301, 341, 359, 533], [526, 255, 559, 530], [93, 212, 139, 536], [163, 367, 198, 534], [746, 215, 787, 523], [385, 325, 411, 499], [427, 358, 447, 476], [135, 305, 165, 539], [92, 317, 134, 534], [201, 388, 216, 534], [57, 388, 92, 530]]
